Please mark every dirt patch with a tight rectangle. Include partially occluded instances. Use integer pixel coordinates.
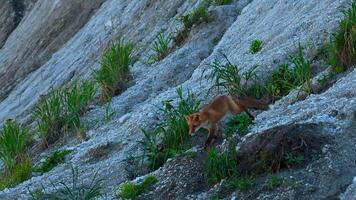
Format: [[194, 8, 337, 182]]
[[83, 142, 124, 163]]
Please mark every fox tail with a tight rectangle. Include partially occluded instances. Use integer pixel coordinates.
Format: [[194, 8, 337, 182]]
[[233, 96, 269, 110]]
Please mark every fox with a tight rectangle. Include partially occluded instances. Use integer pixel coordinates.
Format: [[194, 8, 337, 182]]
[[186, 95, 268, 146]]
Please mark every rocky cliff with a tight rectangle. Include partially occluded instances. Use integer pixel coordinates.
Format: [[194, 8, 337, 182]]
[[0, 0, 355, 199]]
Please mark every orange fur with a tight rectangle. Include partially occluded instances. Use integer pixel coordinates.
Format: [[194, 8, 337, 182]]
[[186, 95, 268, 146]]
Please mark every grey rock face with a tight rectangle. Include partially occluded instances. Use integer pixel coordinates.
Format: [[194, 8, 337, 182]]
[[0, 0, 355, 199]]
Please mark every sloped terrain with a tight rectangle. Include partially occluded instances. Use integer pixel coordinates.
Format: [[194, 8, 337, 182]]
[[0, 0, 355, 199]]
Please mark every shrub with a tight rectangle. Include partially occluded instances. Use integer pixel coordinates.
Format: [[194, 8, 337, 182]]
[[29, 165, 102, 199], [266, 46, 312, 98], [120, 175, 157, 199], [94, 40, 133, 102], [0, 119, 30, 171], [0, 158, 32, 191], [205, 142, 239, 184], [226, 112, 253, 137], [250, 40, 263, 54], [148, 32, 172, 63], [328, 2, 356, 71], [264, 175, 283, 190], [141, 88, 200, 169], [210, 54, 265, 99], [34, 150, 72, 173]]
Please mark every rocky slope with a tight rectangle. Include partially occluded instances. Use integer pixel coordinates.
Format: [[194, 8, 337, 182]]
[[0, 0, 355, 199]]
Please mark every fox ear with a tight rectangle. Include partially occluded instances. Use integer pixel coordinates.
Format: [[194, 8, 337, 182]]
[[185, 115, 190, 121]]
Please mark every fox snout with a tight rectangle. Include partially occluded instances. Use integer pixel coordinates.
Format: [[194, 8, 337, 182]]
[[186, 113, 201, 136]]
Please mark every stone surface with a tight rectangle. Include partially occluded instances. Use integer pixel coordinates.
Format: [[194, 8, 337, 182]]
[[0, 0, 355, 199]]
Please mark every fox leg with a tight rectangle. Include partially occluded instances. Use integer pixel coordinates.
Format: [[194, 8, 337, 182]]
[[205, 123, 218, 146]]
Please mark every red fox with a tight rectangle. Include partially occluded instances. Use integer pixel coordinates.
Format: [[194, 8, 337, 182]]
[[186, 95, 268, 146]]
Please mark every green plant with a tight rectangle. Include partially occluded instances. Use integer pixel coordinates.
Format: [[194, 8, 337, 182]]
[[63, 81, 95, 128], [205, 0, 233, 6], [250, 40, 263, 54], [180, 6, 210, 30], [29, 165, 102, 200], [210, 54, 265, 98], [33, 90, 64, 146], [225, 176, 254, 190], [283, 153, 305, 166], [141, 88, 200, 170], [266, 46, 312, 98], [265, 175, 283, 190], [205, 142, 239, 184], [94, 40, 133, 102], [104, 99, 116, 122], [328, 2, 356, 71], [120, 175, 157, 199], [0, 158, 32, 191], [34, 150, 72, 173], [0, 119, 30, 171], [226, 112, 253, 137], [148, 32, 172, 63]]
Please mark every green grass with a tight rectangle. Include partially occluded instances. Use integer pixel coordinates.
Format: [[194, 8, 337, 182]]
[[148, 32, 172, 63], [120, 175, 157, 199], [0, 158, 32, 191], [205, 0, 233, 6], [33, 90, 64, 147], [174, 5, 210, 46], [210, 54, 265, 99], [283, 153, 305, 166], [328, 2, 356, 71], [226, 112, 253, 137], [33, 81, 95, 147], [34, 150, 72, 173], [180, 6, 210, 30], [264, 175, 283, 190], [62, 81, 95, 128], [141, 87, 200, 170], [205, 141, 239, 184], [250, 40, 263, 54], [266, 46, 312, 98], [224, 176, 254, 190], [0, 119, 30, 171], [94, 40, 133, 102], [29, 165, 102, 199]]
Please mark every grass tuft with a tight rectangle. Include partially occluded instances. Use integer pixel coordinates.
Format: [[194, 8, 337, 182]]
[[205, 141, 239, 184], [29, 165, 102, 199], [141, 87, 200, 170], [224, 176, 254, 191], [205, 0, 233, 6], [264, 175, 283, 190], [0, 119, 30, 171], [226, 112, 253, 137], [33, 81, 95, 147], [328, 2, 356, 71], [120, 175, 157, 199], [266, 46, 312, 98], [94, 40, 133, 102], [210, 54, 265, 99], [250, 40, 263, 54], [148, 32, 172, 64], [0, 158, 32, 191], [34, 150, 72, 173]]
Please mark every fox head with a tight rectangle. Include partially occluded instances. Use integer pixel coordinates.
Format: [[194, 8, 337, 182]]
[[186, 113, 202, 136]]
